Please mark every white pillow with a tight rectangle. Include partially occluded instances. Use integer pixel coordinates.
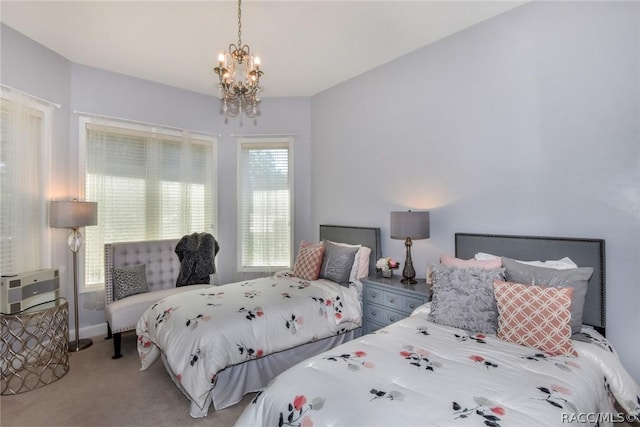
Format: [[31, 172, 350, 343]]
[[516, 257, 577, 270], [474, 252, 577, 270], [474, 252, 501, 261], [411, 302, 432, 317], [327, 240, 371, 281], [356, 246, 371, 279]]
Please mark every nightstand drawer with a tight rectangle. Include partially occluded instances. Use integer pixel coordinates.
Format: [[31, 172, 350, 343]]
[[384, 292, 426, 314], [363, 285, 385, 305], [364, 304, 404, 326]]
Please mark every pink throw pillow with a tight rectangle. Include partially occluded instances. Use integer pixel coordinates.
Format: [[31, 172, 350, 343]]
[[300, 240, 322, 249], [493, 280, 576, 356], [292, 244, 324, 281], [440, 254, 502, 269]]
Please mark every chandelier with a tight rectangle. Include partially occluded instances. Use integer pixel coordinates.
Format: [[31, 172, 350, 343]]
[[214, 0, 263, 118]]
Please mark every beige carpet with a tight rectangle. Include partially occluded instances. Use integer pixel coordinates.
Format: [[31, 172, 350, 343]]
[[1, 332, 253, 427]]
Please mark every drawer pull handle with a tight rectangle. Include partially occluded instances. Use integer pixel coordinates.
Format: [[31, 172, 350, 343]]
[[371, 293, 377, 298], [371, 311, 377, 316], [390, 317, 395, 322], [389, 298, 395, 303], [409, 303, 415, 309]]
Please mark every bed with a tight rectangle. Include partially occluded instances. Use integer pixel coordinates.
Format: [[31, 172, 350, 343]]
[[236, 233, 640, 427], [135, 225, 381, 417]]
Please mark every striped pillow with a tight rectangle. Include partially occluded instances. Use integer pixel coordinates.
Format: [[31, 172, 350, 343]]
[[494, 280, 576, 356], [292, 244, 325, 281]]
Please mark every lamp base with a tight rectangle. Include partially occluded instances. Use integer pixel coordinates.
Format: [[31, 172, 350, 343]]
[[68, 338, 93, 352], [401, 237, 417, 286]]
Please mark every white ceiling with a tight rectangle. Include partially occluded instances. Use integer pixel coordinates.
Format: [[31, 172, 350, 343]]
[[1, 1, 526, 98]]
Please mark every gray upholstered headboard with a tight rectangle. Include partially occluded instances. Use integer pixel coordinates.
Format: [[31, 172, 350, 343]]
[[455, 233, 606, 334], [319, 225, 382, 277]]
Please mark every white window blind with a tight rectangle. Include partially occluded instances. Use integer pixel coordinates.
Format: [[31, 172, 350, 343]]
[[237, 137, 294, 272], [82, 118, 217, 290], [0, 90, 52, 275]]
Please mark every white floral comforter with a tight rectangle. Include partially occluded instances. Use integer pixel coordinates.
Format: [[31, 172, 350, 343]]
[[236, 306, 640, 427], [136, 271, 362, 412]]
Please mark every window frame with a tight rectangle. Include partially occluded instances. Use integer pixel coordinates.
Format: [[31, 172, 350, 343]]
[[0, 89, 53, 274], [236, 136, 295, 273], [78, 116, 218, 292]]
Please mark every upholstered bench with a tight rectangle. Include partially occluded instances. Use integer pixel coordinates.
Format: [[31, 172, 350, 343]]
[[104, 239, 210, 359]]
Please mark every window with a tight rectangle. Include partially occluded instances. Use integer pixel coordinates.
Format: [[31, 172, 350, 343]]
[[81, 118, 217, 291], [0, 89, 52, 274], [237, 137, 294, 272]]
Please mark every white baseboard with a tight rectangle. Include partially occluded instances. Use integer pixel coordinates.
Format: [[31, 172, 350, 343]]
[[70, 322, 108, 340]]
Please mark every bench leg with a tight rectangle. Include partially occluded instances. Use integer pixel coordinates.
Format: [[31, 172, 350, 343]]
[[106, 324, 113, 339], [112, 332, 122, 359]]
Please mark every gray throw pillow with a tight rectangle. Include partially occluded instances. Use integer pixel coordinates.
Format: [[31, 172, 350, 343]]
[[113, 264, 148, 300], [318, 241, 359, 286], [428, 265, 505, 334], [502, 257, 593, 334]]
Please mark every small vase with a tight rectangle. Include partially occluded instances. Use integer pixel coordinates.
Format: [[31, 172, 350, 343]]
[[381, 269, 392, 278]]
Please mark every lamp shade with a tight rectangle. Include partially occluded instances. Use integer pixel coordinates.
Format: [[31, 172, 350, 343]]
[[390, 211, 430, 240], [50, 200, 98, 228]]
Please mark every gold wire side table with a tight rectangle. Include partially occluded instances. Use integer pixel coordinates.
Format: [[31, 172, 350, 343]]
[[1, 298, 69, 395]]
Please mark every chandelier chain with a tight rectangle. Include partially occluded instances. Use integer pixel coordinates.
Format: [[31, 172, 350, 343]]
[[237, 0, 242, 47]]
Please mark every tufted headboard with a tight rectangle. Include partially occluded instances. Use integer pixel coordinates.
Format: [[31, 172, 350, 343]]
[[104, 239, 180, 305]]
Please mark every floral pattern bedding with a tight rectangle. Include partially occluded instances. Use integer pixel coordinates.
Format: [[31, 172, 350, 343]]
[[136, 271, 362, 412], [236, 306, 640, 427]]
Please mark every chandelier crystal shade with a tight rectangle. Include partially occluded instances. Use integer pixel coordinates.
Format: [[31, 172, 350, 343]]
[[214, 0, 263, 118]]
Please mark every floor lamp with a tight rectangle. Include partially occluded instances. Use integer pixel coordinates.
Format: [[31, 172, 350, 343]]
[[50, 199, 98, 352], [390, 210, 430, 284]]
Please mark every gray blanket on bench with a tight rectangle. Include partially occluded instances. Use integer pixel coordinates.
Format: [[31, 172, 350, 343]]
[[175, 232, 219, 286]]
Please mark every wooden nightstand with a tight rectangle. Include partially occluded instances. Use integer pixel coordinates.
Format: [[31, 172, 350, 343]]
[[361, 275, 432, 334]]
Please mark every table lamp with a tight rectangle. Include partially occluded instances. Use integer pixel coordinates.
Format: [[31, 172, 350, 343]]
[[390, 210, 430, 284]]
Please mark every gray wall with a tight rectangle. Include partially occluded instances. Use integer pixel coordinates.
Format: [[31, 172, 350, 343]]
[[2, 23, 312, 338], [311, 1, 639, 381], [1, 24, 77, 329]]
